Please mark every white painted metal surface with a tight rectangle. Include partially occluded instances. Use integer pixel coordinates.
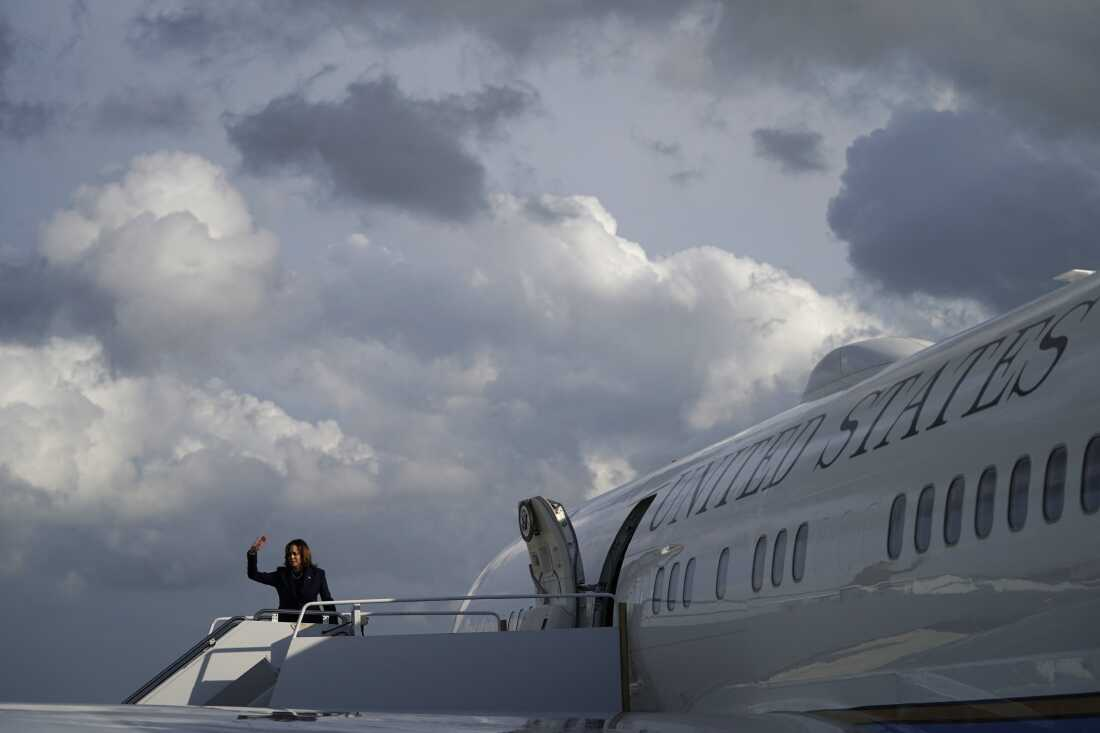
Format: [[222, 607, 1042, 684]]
[[801, 337, 932, 402], [137, 620, 297, 706], [270, 627, 624, 715], [130, 593, 617, 712]]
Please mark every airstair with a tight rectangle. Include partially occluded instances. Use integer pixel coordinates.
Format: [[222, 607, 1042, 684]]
[[122, 593, 628, 715], [123, 496, 641, 716]]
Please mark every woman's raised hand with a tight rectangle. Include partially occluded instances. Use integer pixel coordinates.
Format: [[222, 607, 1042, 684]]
[[249, 535, 268, 553]]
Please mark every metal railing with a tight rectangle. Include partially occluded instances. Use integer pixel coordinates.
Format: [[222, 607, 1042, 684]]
[[207, 609, 323, 634], [252, 608, 338, 623], [347, 609, 503, 623], [208, 606, 511, 635], [319, 609, 507, 636], [292, 592, 617, 640]]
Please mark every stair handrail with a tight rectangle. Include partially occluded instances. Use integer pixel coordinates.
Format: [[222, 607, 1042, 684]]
[[208, 609, 320, 634], [293, 592, 617, 640], [351, 609, 503, 622]]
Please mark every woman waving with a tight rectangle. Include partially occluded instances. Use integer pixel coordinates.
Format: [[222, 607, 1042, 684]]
[[246, 536, 337, 623]]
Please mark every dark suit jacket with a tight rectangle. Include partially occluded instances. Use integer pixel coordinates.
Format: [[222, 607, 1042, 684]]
[[247, 551, 337, 622]]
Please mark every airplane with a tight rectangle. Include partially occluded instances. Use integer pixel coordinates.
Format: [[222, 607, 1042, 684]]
[[456, 266, 1100, 726], [2, 269, 1098, 732]]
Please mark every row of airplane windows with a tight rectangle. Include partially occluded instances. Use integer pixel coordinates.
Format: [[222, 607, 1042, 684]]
[[651, 522, 810, 614], [887, 434, 1100, 559]]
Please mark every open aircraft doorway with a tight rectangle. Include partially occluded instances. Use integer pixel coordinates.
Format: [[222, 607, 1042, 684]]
[[592, 495, 655, 628]]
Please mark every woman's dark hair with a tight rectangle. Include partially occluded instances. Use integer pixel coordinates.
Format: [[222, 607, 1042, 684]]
[[284, 538, 313, 569]]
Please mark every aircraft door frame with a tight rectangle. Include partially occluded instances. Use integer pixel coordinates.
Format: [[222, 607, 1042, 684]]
[[592, 495, 656, 627]]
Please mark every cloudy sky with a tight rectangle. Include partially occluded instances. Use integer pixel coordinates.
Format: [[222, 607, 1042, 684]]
[[1, 1, 1097, 703]]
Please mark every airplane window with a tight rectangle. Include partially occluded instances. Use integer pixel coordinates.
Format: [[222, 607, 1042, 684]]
[[1008, 455, 1031, 531], [771, 529, 788, 587], [752, 535, 767, 592], [888, 493, 906, 559], [1083, 436, 1100, 514], [915, 484, 934, 553], [508, 611, 516, 630], [652, 567, 665, 615], [944, 475, 965, 546], [792, 523, 808, 582], [667, 562, 681, 611], [716, 547, 730, 599], [975, 466, 997, 539], [683, 558, 696, 608], [1044, 445, 1066, 522]]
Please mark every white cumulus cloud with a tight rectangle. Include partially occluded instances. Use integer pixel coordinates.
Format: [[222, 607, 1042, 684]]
[[300, 192, 882, 503], [39, 152, 279, 351], [0, 336, 377, 586]]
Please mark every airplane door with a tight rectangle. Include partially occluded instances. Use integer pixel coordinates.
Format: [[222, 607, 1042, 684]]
[[518, 497, 586, 629], [591, 495, 655, 627]]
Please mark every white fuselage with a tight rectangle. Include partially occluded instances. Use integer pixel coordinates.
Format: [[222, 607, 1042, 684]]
[[459, 276, 1100, 716]]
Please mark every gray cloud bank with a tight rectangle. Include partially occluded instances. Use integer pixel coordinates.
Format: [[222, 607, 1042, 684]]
[[752, 127, 826, 173], [128, 1, 684, 60], [709, 1, 1100, 138], [127, 2, 1100, 139], [93, 88, 198, 133], [829, 108, 1100, 311], [0, 255, 114, 344], [0, 16, 52, 139], [227, 77, 537, 220]]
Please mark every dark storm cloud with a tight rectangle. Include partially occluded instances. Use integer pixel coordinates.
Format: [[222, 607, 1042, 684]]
[[127, 5, 231, 58], [709, 1, 1100, 138], [128, 1, 685, 61], [752, 127, 826, 173], [0, 98, 51, 139], [828, 108, 1100, 311], [398, 1, 683, 58], [0, 252, 165, 381], [128, 2, 355, 60], [128, 3, 1100, 138], [93, 89, 198, 133], [0, 256, 114, 343], [0, 16, 53, 140], [226, 76, 536, 220], [0, 454, 283, 591], [0, 17, 11, 78]]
